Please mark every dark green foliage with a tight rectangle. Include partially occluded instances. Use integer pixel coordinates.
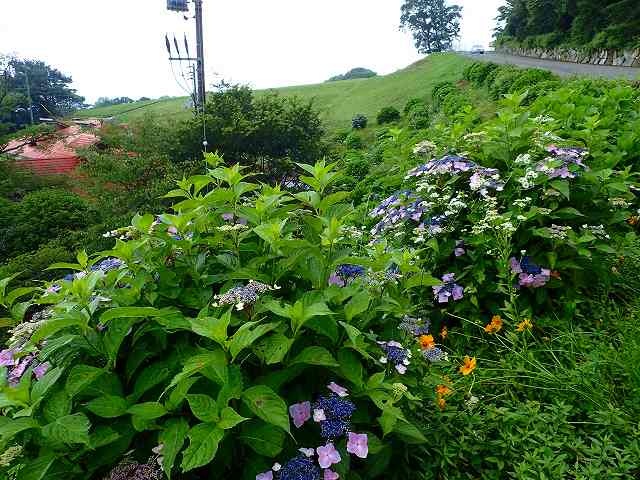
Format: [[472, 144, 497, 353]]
[[343, 150, 370, 178], [0, 55, 85, 135], [94, 97, 135, 108], [327, 68, 378, 82], [488, 67, 559, 100], [0, 240, 74, 285], [441, 92, 471, 116], [495, 0, 640, 51], [352, 113, 368, 129], [376, 106, 401, 125], [344, 132, 364, 150], [176, 86, 324, 177], [400, 0, 463, 53], [463, 62, 501, 87], [408, 104, 432, 129], [403, 97, 426, 115], [431, 81, 457, 107], [0, 189, 96, 259]]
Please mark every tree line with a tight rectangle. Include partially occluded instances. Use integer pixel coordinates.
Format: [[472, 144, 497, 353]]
[[495, 0, 640, 51], [0, 55, 85, 140]]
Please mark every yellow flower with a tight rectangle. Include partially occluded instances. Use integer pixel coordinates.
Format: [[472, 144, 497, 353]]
[[516, 318, 533, 332], [436, 384, 453, 397], [459, 356, 477, 376], [628, 216, 639, 226], [484, 315, 503, 334], [440, 326, 448, 340], [419, 334, 435, 350], [437, 396, 447, 410]]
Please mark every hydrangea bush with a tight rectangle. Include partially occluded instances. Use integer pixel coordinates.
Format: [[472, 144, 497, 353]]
[[0, 155, 467, 479]]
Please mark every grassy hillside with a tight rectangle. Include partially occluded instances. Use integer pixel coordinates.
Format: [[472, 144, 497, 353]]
[[76, 54, 471, 131]]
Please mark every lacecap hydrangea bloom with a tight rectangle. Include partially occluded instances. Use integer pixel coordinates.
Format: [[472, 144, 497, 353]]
[[378, 340, 412, 374], [432, 273, 464, 303], [510, 256, 551, 288], [213, 280, 279, 310]]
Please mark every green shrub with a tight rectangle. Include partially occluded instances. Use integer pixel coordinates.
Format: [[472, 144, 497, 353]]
[[404, 97, 426, 115], [489, 67, 526, 99], [344, 132, 364, 150], [343, 150, 369, 178], [0, 240, 75, 285], [431, 81, 458, 107], [376, 106, 401, 125], [463, 62, 500, 87], [352, 113, 368, 129], [441, 92, 472, 116], [0, 188, 97, 258], [408, 105, 431, 129]]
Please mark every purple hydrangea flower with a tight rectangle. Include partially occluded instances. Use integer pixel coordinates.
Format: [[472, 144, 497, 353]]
[[510, 256, 551, 288], [0, 349, 16, 367], [432, 273, 464, 303], [535, 145, 589, 179], [7, 354, 35, 386], [327, 382, 349, 397], [316, 443, 341, 469], [454, 240, 466, 257], [222, 213, 235, 222], [407, 155, 478, 177], [289, 401, 311, 429], [324, 470, 339, 480], [369, 191, 427, 236], [33, 362, 50, 380], [346, 432, 368, 459], [256, 471, 273, 480]]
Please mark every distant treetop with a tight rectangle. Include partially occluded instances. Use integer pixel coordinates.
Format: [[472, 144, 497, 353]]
[[327, 68, 378, 82]]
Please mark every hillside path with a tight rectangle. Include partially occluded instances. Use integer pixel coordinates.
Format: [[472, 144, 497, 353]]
[[460, 52, 640, 80]]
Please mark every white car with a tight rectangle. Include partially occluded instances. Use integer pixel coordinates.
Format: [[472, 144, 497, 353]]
[[471, 45, 485, 54]]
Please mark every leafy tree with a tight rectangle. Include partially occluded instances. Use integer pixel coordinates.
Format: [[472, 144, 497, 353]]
[[400, 0, 463, 54]]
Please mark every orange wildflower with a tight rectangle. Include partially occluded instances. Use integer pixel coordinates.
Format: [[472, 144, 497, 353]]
[[436, 384, 453, 397], [484, 315, 503, 334], [516, 318, 533, 332], [419, 334, 435, 349], [459, 356, 477, 376], [436, 397, 447, 410], [628, 216, 639, 226], [440, 326, 448, 340]]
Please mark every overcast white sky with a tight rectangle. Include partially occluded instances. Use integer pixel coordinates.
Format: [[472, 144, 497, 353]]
[[0, 0, 504, 103]]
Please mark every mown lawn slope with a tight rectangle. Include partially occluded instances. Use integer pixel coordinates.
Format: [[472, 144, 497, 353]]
[[76, 53, 471, 131]]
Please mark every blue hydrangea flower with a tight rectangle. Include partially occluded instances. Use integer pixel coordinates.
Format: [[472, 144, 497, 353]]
[[312, 394, 356, 440]]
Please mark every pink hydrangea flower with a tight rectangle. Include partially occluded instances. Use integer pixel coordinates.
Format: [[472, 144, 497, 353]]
[[317, 443, 341, 469], [327, 382, 349, 397], [346, 432, 369, 458], [289, 401, 311, 428], [256, 471, 273, 480], [324, 469, 340, 480], [328, 274, 345, 287]]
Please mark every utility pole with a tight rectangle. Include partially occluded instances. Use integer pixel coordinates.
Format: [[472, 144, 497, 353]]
[[22, 70, 34, 125], [194, 0, 206, 113]]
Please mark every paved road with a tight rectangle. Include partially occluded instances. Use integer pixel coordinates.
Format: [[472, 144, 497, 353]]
[[461, 52, 640, 80]]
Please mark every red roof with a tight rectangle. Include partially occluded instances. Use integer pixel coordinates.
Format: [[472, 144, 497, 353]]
[[2, 122, 101, 175]]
